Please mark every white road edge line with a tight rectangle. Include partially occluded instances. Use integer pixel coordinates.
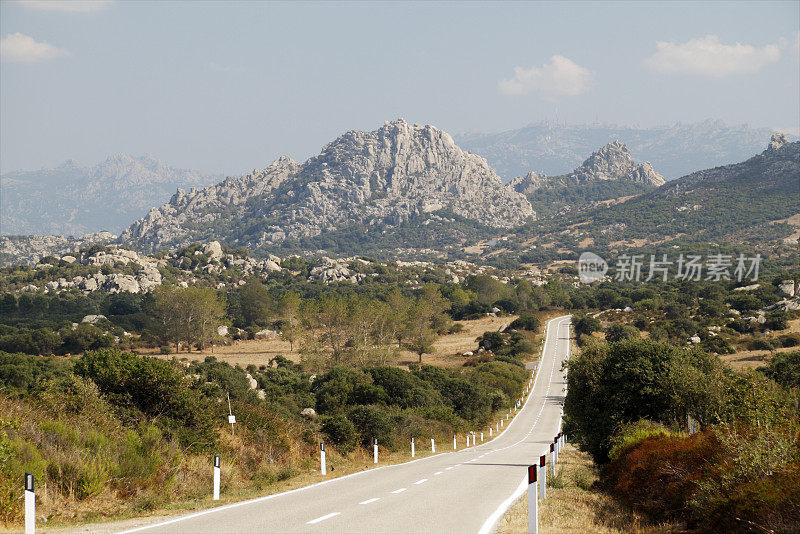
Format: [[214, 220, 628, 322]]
[[307, 512, 340, 524], [476, 315, 571, 534], [359, 498, 380, 505]]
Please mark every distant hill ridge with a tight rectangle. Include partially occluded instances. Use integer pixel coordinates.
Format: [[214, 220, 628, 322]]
[[1, 154, 220, 235], [456, 119, 789, 181]]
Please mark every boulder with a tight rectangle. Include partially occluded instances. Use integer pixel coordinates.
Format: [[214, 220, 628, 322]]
[[202, 241, 224, 261], [82, 314, 107, 324], [778, 280, 796, 298], [301, 408, 317, 420]]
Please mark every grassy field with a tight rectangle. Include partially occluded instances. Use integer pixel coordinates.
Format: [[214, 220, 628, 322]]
[[144, 315, 518, 369], [496, 444, 676, 534]]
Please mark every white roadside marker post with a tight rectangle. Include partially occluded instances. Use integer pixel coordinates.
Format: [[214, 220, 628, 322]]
[[213, 455, 220, 500], [24, 473, 34, 534], [431, 436, 436, 453], [489, 426, 493, 437], [480, 431, 484, 442], [411, 437, 415, 458], [527, 465, 539, 534], [496, 421, 499, 432], [226, 391, 236, 436], [453, 434, 457, 450], [320, 442, 326, 475], [553, 436, 559, 464], [539, 454, 546, 500], [373, 438, 379, 464], [501, 418, 504, 428], [549, 443, 555, 477]]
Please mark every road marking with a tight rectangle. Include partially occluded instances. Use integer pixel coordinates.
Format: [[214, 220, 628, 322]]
[[477, 315, 571, 534], [307, 512, 340, 524], [391, 488, 407, 494], [359, 498, 380, 505], [445, 467, 453, 470], [434, 471, 443, 475], [455, 463, 462, 466], [414, 478, 428, 485]]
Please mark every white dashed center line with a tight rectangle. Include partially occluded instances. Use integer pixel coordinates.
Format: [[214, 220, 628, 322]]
[[413, 478, 428, 485], [307, 512, 340, 524], [434, 471, 443, 475], [359, 498, 380, 505], [445, 467, 453, 470], [391, 488, 407, 494]]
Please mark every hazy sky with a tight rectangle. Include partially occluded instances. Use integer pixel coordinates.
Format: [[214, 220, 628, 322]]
[[1, 0, 798, 175]]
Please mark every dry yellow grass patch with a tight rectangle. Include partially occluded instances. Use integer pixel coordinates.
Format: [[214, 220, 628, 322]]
[[145, 315, 518, 370], [497, 445, 676, 534]]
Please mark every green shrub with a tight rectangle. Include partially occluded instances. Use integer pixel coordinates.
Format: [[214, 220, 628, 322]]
[[347, 405, 396, 448], [75, 349, 215, 449], [608, 419, 674, 461], [507, 314, 541, 332], [320, 415, 358, 453]]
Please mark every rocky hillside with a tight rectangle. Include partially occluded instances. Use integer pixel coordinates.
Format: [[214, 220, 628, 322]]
[[509, 133, 800, 249], [457, 119, 786, 181], [1, 154, 220, 235], [508, 141, 663, 218], [122, 119, 535, 252]]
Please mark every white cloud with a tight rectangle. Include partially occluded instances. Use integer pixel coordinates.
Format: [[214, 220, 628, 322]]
[[498, 55, 594, 100], [16, 0, 113, 12], [645, 35, 780, 77], [1, 33, 69, 63]]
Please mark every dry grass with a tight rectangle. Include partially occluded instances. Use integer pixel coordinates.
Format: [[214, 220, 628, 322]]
[[143, 315, 518, 370], [497, 445, 678, 534]]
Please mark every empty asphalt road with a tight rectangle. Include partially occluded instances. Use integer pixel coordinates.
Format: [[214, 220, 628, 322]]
[[119, 315, 572, 534]]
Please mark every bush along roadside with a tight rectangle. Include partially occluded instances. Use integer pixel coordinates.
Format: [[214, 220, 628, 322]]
[[563, 339, 800, 533]]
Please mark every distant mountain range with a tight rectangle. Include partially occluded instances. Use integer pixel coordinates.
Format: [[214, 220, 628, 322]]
[[0, 154, 221, 235], [507, 133, 800, 253], [122, 119, 534, 252], [456, 119, 787, 181]]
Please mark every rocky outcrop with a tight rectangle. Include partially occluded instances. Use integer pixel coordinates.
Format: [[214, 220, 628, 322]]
[[509, 141, 664, 196], [0, 232, 116, 267], [122, 119, 535, 251]]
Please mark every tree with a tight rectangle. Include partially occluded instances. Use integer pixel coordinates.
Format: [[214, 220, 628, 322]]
[[148, 285, 226, 352], [385, 289, 411, 348], [404, 286, 448, 364], [238, 278, 273, 327], [279, 291, 301, 350], [574, 315, 601, 337], [605, 324, 640, 343]]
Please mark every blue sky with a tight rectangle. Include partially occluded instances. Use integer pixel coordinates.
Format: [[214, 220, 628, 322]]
[[1, 0, 798, 175]]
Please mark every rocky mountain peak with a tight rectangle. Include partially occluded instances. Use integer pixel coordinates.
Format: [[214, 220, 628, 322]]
[[571, 141, 665, 186], [122, 120, 535, 252], [768, 132, 790, 152], [509, 141, 664, 198]]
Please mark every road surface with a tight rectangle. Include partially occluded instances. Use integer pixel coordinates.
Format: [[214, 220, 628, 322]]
[[120, 315, 572, 534]]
